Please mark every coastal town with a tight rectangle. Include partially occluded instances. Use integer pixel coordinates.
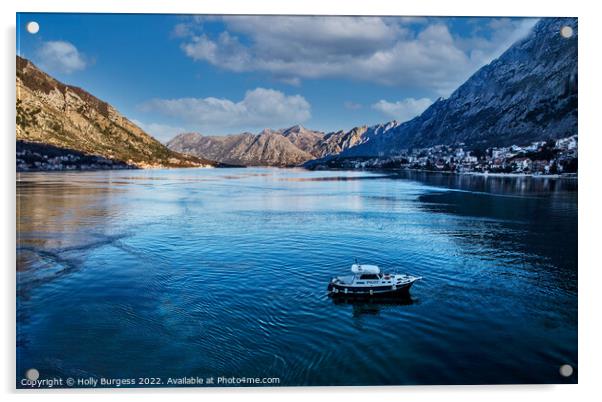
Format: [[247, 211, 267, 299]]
[[16, 141, 134, 171], [341, 135, 578, 177]]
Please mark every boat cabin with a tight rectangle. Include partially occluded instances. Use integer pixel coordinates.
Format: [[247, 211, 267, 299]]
[[350, 264, 394, 284], [351, 264, 380, 275]]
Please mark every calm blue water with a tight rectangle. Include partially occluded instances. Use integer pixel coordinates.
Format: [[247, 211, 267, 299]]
[[16, 168, 577, 386]]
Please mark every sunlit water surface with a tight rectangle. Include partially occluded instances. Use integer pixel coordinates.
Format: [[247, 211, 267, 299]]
[[16, 168, 577, 386]]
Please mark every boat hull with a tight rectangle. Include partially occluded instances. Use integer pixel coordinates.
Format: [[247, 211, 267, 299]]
[[327, 281, 415, 297]]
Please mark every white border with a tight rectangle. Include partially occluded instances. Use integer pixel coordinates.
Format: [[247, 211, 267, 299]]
[[4, 0, 583, 17], [3, 1, 601, 401]]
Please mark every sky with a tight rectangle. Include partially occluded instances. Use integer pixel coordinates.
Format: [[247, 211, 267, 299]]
[[17, 13, 538, 142]]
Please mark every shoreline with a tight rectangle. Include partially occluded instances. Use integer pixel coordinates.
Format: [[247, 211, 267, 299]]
[[464, 171, 577, 179], [304, 165, 578, 180], [395, 168, 578, 180], [15, 164, 578, 179]]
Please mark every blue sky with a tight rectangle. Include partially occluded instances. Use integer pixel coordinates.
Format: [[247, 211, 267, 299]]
[[17, 13, 537, 141]]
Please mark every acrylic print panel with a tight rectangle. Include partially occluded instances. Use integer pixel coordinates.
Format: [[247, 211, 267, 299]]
[[16, 13, 578, 388]]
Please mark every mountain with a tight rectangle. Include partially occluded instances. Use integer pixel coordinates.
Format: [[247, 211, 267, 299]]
[[315, 121, 402, 158], [167, 122, 399, 166], [280, 125, 325, 156], [167, 129, 314, 167], [309, 17, 577, 165], [16, 56, 215, 169], [314, 126, 369, 157]]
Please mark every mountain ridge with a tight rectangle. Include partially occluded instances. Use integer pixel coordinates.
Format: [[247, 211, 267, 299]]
[[312, 17, 577, 164], [166, 129, 314, 167], [166, 121, 401, 166], [16, 56, 216, 169]]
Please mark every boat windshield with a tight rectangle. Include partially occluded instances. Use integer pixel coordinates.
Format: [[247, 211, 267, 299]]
[[358, 274, 379, 280]]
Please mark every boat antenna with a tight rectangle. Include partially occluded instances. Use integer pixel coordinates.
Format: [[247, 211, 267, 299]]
[[354, 257, 358, 265]]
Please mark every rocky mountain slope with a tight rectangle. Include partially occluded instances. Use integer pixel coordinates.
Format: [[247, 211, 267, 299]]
[[310, 17, 578, 164], [315, 121, 401, 158], [314, 126, 369, 157], [167, 122, 398, 166], [167, 129, 314, 167], [16, 56, 215, 169], [280, 125, 325, 156]]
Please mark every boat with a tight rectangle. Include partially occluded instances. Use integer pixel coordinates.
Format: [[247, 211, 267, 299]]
[[327, 261, 421, 297]]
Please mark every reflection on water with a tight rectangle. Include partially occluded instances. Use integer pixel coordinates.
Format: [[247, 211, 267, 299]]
[[331, 294, 415, 317], [16, 168, 577, 386], [278, 174, 392, 182], [390, 170, 578, 195]]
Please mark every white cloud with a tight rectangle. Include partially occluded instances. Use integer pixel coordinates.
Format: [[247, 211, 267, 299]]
[[36, 41, 87, 74], [131, 120, 188, 143], [458, 18, 538, 70], [178, 16, 538, 96], [138, 88, 311, 134], [372, 98, 433, 122]]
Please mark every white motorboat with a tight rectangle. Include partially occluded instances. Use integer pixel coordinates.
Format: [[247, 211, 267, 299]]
[[327, 262, 421, 297]]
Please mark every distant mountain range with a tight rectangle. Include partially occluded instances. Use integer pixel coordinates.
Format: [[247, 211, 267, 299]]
[[168, 17, 577, 169], [167, 121, 400, 167], [167, 128, 312, 167], [16, 56, 216, 169]]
